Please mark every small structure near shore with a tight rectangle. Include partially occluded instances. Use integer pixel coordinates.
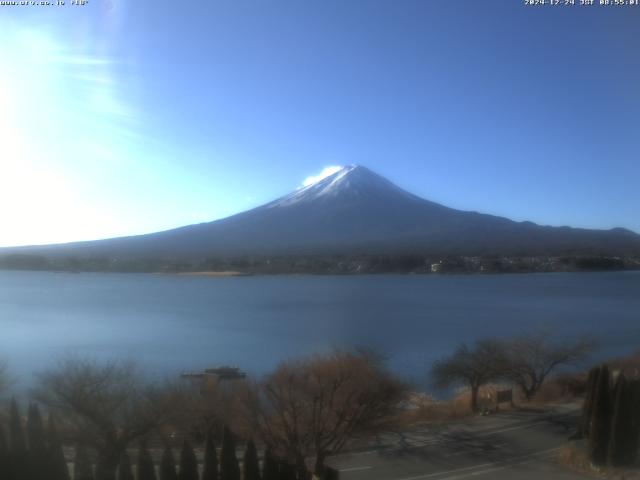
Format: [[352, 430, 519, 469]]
[[181, 365, 247, 394], [181, 365, 246, 380]]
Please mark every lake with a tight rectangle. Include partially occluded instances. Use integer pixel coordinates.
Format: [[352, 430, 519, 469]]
[[0, 270, 638, 390]]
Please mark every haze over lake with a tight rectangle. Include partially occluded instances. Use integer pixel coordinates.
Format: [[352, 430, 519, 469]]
[[1, 270, 638, 389]]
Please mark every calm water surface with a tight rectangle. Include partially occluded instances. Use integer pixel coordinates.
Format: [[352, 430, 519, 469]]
[[0, 270, 638, 389]]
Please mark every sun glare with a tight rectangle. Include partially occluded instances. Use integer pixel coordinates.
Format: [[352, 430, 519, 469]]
[[0, 25, 136, 247], [0, 31, 67, 245]]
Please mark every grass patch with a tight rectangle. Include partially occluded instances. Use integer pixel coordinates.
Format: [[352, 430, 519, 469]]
[[558, 444, 640, 479]]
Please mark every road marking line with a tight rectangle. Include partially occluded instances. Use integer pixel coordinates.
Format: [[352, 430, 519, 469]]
[[393, 463, 493, 480], [443, 450, 469, 457], [442, 443, 508, 458], [474, 420, 547, 436], [391, 446, 562, 480], [339, 466, 373, 472], [437, 452, 558, 479], [344, 418, 556, 457]]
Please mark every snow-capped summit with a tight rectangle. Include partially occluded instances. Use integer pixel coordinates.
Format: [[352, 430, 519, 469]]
[[267, 165, 417, 208]]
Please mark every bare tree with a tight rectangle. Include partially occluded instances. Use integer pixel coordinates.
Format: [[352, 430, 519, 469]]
[[432, 339, 506, 413], [169, 375, 258, 444], [500, 333, 594, 401], [34, 357, 181, 480], [256, 349, 407, 478]]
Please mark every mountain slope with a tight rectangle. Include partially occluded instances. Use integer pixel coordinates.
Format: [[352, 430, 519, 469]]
[[4, 165, 640, 260]]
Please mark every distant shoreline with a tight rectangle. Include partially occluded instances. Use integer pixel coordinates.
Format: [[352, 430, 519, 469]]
[[1, 254, 639, 276], [172, 271, 252, 277]]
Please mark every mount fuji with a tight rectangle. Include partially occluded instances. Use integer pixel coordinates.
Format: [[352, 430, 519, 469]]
[[3, 165, 640, 263]]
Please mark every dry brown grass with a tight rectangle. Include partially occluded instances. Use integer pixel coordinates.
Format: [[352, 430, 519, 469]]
[[399, 384, 520, 425], [399, 398, 469, 425], [399, 374, 589, 428], [516, 378, 568, 405], [558, 444, 596, 475], [558, 444, 640, 480], [507, 374, 587, 407], [399, 375, 591, 429]]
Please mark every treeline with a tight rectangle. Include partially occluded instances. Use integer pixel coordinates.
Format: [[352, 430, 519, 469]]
[[1, 253, 638, 274], [0, 404, 334, 480], [0, 255, 156, 273], [0, 402, 68, 480], [0, 350, 405, 480]]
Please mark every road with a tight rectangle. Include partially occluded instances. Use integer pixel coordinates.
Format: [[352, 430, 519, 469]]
[[328, 405, 590, 480]]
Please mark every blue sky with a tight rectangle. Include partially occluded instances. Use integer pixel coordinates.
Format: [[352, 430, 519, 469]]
[[1, 0, 639, 246]]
